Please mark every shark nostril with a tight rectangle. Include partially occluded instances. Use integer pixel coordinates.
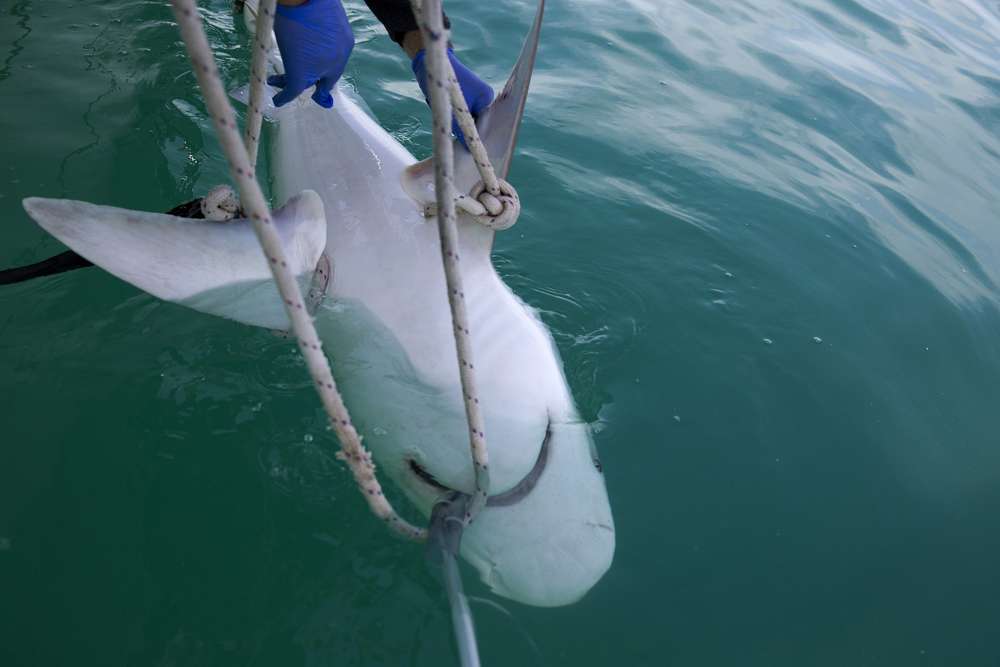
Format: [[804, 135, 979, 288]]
[[408, 458, 449, 492]]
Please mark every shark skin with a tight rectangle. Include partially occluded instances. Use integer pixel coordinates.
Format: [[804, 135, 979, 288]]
[[22, 190, 327, 330], [257, 0, 614, 607], [19, 0, 614, 607]]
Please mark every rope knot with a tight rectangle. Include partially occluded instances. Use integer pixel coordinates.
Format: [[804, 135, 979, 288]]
[[201, 184, 241, 221], [468, 179, 520, 231]]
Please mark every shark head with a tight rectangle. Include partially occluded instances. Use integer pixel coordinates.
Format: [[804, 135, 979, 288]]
[[404, 409, 616, 607], [320, 266, 615, 606], [462, 418, 615, 606], [20, 0, 614, 608]]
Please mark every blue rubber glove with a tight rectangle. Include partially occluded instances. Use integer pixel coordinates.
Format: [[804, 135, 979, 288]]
[[412, 48, 494, 149], [268, 0, 354, 108]]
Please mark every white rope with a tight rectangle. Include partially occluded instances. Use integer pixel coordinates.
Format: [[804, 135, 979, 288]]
[[441, 33, 521, 230], [445, 71, 500, 197], [243, 0, 276, 170], [424, 183, 520, 231], [200, 184, 240, 220], [169, 0, 425, 541], [412, 0, 491, 523]]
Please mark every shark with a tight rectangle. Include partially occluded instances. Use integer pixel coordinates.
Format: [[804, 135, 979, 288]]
[[17, 0, 614, 607]]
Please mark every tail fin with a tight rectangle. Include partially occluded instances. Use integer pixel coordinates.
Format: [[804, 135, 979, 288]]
[[1, 197, 211, 286], [22, 191, 328, 330]]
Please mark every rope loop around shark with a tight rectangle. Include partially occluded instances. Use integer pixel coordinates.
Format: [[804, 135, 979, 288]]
[[19, 0, 615, 607], [422, 178, 521, 231], [405, 0, 521, 235]]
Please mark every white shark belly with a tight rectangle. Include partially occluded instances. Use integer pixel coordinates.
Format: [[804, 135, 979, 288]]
[[271, 92, 570, 496], [239, 0, 613, 607]]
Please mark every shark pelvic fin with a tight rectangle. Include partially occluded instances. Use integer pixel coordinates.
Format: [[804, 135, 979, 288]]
[[22, 190, 328, 330]]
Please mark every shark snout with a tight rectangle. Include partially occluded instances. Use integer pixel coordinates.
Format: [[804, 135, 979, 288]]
[[467, 513, 615, 607], [396, 417, 615, 607], [457, 420, 615, 607]]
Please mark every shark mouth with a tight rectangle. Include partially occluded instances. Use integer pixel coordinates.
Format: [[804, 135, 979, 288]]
[[408, 422, 552, 508]]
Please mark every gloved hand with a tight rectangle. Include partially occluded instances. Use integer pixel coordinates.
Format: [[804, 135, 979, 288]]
[[268, 0, 355, 108], [412, 48, 494, 149]]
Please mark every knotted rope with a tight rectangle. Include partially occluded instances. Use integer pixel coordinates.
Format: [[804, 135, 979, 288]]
[[410, 1, 521, 232], [200, 184, 241, 220], [169, 0, 425, 541]]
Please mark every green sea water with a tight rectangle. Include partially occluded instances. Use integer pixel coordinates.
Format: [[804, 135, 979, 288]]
[[3, 0, 1000, 664]]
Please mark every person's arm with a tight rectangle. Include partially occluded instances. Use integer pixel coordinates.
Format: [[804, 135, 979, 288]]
[[361, 0, 434, 51]]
